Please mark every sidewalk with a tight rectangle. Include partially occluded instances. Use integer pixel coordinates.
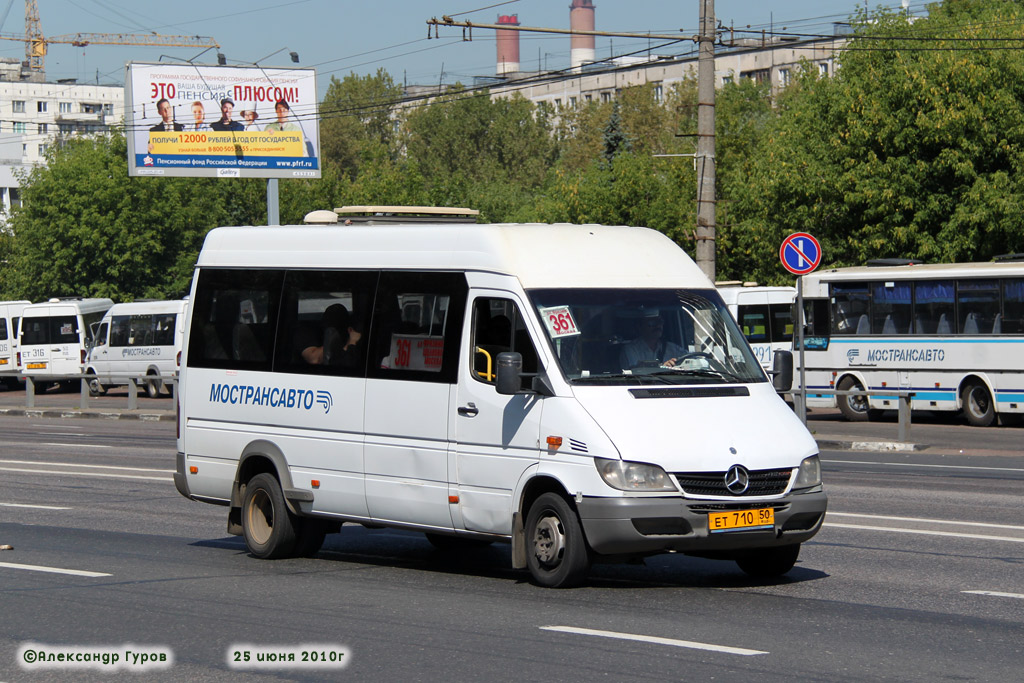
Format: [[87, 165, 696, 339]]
[[0, 384, 174, 422]]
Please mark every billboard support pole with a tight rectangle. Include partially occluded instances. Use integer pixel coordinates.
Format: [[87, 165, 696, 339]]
[[267, 178, 279, 225]]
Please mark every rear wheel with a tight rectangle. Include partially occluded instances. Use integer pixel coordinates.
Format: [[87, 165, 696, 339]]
[[525, 492, 591, 588], [145, 372, 162, 399], [735, 544, 801, 578], [241, 473, 298, 559], [837, 376, 869, 422], [961, 381, 995, 427]]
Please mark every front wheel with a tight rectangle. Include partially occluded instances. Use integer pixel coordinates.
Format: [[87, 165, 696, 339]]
[[961, 381, 995, 427], [87, 374, 106, 397], [837, 376, 869, 422], [524, 493, 591, 588], [145, 372, 162, 399], [241, 473, 298, 559], [735, 544, 800, 578]]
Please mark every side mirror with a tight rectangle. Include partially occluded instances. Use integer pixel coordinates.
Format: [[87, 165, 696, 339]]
[[496, 351, 523, 395], [772, 350, 793, 392]]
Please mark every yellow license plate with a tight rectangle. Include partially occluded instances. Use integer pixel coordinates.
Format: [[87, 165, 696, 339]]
[[708, 508, 775, 533], [26, 362, 47, 369]]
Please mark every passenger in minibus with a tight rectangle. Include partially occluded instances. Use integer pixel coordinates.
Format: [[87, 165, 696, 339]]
[[298, 304, 362, 367]]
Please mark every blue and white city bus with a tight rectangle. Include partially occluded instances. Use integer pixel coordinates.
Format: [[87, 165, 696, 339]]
[[797, 259, 1024, 426]]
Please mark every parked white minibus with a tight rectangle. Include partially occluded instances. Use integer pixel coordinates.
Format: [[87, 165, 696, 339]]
[[0, 300, 31, 389], [18, 298, 112, 389], [86, 299, 189, 398], [716, 283, 796, 372], [175, 221, 826, 587]]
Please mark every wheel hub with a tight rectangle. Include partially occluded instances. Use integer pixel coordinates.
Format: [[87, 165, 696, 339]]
[[532, 514, 565, 566]]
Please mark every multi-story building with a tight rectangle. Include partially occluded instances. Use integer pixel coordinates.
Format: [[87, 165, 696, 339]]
[[0, 57, 123, 219]]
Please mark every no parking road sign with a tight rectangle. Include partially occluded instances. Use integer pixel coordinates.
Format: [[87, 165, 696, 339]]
[[780, 232, 822, 275]]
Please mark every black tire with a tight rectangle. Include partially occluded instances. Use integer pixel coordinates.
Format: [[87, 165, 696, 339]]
[[241, 473, 298, 559], [524, 492, 591, 588], [837, 376, 869, 422], [961, 381, 995, 427], [294, 518, 328, 557], [145, 373, 162, 399], [425, 533, 494, 551], [735, 544, 800, 578], [87, 374, 106, 397]]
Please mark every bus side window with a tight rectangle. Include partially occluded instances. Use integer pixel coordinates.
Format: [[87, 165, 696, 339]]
[[471, 298, 540, 387]]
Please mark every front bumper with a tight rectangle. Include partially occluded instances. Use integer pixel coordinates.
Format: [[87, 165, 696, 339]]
[[578, 489, 827, 556]]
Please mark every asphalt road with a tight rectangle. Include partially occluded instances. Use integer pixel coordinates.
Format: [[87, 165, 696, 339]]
[[0, 416, 1022, 682]]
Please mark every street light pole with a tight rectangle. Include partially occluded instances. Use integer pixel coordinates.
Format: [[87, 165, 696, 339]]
[[696, 0, 716, 281]]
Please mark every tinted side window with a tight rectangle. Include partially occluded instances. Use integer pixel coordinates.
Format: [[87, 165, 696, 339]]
[[187, 269, 283, 371], [110, 315, 131, 347], [831, 284, 870, 335], [1002, 279, 1024, 334], [769, 303, 793, 342], [50, 316, 80, 344], [0, 318, 6, 341], [367, 272, 467, 384], [736, 304, 769, 342], [470, 298, 539, 388], [957, 279, 999, 335], [274, 270, 378, 377], [913, 280, 955, 335], [872, 282, 911, 334], [21, 317, 48, 345], [153, 314, 177, 346]]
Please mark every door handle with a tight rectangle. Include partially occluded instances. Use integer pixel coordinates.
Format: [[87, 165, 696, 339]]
[[458, 402, 479, 417]]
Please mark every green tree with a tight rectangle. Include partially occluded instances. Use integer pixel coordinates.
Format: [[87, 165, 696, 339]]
[[728, 0, 1024, 283], [319, 69, 403, 177], [4, 131, 242, 301]]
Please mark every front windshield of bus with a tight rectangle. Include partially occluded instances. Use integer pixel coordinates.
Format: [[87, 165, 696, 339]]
[[529, 288, 767, 385]]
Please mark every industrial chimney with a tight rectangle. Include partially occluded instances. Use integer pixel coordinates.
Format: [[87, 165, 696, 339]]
[[496, 14, 521, 75], [569, 0, 596, 70]]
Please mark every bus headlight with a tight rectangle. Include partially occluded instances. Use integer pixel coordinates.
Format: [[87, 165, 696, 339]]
[[595, 458, 677, 492], [793, 455, 822, 489]]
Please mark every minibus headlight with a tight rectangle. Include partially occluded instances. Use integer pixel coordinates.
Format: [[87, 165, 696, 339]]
[[594, 458, 677, 492], [793, 455, 822, 489]]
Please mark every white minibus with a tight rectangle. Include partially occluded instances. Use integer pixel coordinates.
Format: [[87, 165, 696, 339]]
[[19, 298, 112, 389], [86, 299, 189, 398], [0, 300, 31, 389], [716, 283, 796, 372], [175, 221, 826, 587]]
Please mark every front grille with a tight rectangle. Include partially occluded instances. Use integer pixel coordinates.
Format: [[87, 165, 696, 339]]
[[674, 468, 792, 497]]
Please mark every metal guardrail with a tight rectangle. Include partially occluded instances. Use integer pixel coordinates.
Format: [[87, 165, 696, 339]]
[[795, 388, 915, 442], [21, 374, 177, 411]]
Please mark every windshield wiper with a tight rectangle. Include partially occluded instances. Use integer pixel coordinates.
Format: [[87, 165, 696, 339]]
[[575, 372, 675, 384], [650, 367, 744, 383]]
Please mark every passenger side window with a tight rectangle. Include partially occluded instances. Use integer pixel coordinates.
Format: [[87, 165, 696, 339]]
[[367, 272, 467, 384], [110, 316, 130, 347], [470, 297, 540, 387], [274, 270, 377, 377], [0, 318, 6, 341], [187, 268, 282, 371]]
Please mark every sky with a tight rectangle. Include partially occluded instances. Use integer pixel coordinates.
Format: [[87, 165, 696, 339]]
[[3, 1, 928, 98]]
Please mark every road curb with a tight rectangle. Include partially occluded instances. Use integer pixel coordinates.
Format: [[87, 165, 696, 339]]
[[0, 408, 174, 422]]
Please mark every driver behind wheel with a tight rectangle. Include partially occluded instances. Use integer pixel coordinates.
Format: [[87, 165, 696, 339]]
[[619, 309, 687, 369]]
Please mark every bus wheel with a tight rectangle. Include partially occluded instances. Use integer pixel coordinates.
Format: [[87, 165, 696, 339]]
[[961, 381, 995, 427], [145, 372, 162, 399], [837, 376, 869, 422], [241, 473, 298, 559], [87, 375, 106, 397], [525, 493, 591, 588], [736, 544, 800, 578]]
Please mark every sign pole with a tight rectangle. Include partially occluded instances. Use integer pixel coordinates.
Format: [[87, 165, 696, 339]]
[[267, 178, 279, 226], [796, 275, 806, 425]]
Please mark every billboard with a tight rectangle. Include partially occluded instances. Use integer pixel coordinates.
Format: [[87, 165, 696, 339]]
[[126, 62, 320, 179]]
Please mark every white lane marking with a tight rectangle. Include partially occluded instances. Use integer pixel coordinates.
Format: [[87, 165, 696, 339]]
[[829, 512, 1024, 532], [962, 591, 1024, 600], [0, 503, 71, 510], [0, 561, 110, 577], [39, 432, 87, 436], [0, 459, 171, 473], [0, 467, 170, 482], [823, 459, 1024, 474], [539, 626, 767, 656], [825, 523, 1024, 543], [38, 443, 110, 449]]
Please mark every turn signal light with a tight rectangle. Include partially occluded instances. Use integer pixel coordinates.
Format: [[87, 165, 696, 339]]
[[311, 479, 320, 488], [546, 436, 563, 449], [448, 495, 459, 504], [189, 466, 198, 474]]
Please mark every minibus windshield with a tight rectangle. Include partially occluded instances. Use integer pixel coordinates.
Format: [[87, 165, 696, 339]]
[[529, 288, 767, 385]]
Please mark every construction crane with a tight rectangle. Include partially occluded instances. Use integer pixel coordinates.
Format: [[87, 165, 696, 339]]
[[0, 1, 218, 74]]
